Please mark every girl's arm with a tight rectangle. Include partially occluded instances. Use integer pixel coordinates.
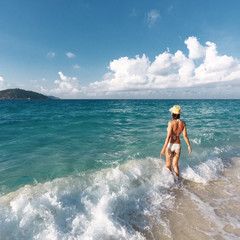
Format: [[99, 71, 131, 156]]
[[183, 124, 192, 154], [161, 122, 172, 156]]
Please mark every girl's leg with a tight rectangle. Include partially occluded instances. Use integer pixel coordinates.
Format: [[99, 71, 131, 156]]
[[165, 148, 172, 172], [172, 151, 181, 176]]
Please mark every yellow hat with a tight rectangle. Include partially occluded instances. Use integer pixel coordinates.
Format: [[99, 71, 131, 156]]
[[169, 105, 181, 114]]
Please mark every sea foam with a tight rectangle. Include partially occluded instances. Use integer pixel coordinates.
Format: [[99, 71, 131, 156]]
[[0, 155, 226, 240], [181, 157, 224, 184], [0, 158, 174, 240]]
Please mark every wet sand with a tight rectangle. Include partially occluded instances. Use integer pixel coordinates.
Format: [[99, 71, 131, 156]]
[[144, 157, 240, 240]]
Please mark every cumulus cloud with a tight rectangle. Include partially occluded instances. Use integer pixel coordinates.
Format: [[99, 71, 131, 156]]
[[39, 36, 240, 99], [40, 72, 81, 97], [184, 36, 205, 59], [53, 72, 80, 94], [66, 52, 76, 58], [88, 36, 240, 97], [145, 9, 160, 28], [90, 55, 150, 91]]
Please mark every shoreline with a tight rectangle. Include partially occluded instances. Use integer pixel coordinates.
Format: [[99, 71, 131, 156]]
[[0, 156, 239, 239], [145, 157, 240, 240]]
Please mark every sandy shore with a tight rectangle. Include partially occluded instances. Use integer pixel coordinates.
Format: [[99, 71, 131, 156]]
[[143, 157, 240, 240]]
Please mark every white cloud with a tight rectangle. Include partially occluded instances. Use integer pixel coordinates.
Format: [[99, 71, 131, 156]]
[[0, 76, 7, 90], [194, 40, 240, 84], [88, 36, 240, 96], [39, 36, 240, 99], [66, 52, 76, 58], [52, 72, 80, 94], [90, 55, 150, 92], [40, 86, 48, 93], [145, 9, 160, 28], [40, 72, 81, 97], [47, 52, 56, 58], [184, 36, 205, 59]]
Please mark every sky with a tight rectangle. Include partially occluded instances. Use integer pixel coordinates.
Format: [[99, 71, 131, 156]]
[[0, 0, 240, 99]]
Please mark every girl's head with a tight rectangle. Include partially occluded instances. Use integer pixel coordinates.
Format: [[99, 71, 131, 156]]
[[169, 105, 181, 114], [169, 105, 181, 120], [172, 113, 180, 119]]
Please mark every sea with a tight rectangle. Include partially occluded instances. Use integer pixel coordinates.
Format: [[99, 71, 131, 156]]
[[0, 99, 239, 240]]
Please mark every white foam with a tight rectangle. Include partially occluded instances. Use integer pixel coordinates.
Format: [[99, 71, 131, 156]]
[[191, 138, 201, 145], [0, 157, 176, 240], [0, 154, 231, 239], [181, 157, 224, 184]]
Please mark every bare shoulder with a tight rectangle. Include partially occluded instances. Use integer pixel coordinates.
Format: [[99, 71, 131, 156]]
[[181, 120, 186, 127], [167, 121, 173, 130]]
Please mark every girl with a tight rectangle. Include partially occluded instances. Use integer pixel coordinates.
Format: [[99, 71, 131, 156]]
[[161, 105, 192, 176]]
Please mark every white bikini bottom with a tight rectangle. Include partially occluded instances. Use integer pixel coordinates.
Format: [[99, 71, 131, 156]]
[[167, 143, 181, 155]]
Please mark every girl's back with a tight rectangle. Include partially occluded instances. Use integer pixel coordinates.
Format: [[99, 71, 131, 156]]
[[171, 119, 185, 136], [169, 119, 185, 143]]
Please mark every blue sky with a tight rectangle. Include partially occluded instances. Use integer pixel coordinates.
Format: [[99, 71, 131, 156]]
[[0, 0, 240, 99]]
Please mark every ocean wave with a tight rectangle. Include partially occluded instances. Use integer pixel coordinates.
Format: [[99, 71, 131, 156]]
[[191, 138, 201, 145], [0, 157, 176, 240], [0, 155, 228, 240], [181, 157, 224, 184]]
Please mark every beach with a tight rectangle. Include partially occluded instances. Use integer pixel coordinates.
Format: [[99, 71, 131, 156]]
[[0, 100, 239, 239], [148, 157, 240, 240]]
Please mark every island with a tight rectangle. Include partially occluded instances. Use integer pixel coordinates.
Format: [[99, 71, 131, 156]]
[[0, 88, 58, 100]]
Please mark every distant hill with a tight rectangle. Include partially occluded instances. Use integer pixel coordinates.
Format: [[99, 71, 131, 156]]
[[47, 95, 60, 100], [0, 88, 56, 100]]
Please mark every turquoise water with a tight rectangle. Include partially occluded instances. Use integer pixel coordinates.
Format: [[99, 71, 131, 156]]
[[0, 100, 239, 239]]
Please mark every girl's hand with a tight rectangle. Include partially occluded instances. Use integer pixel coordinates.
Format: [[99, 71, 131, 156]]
[[188, 146, 192, 154], [160, 149, 165, 156]]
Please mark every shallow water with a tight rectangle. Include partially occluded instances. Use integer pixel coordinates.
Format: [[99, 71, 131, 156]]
[[0, 100, 239, 239]]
